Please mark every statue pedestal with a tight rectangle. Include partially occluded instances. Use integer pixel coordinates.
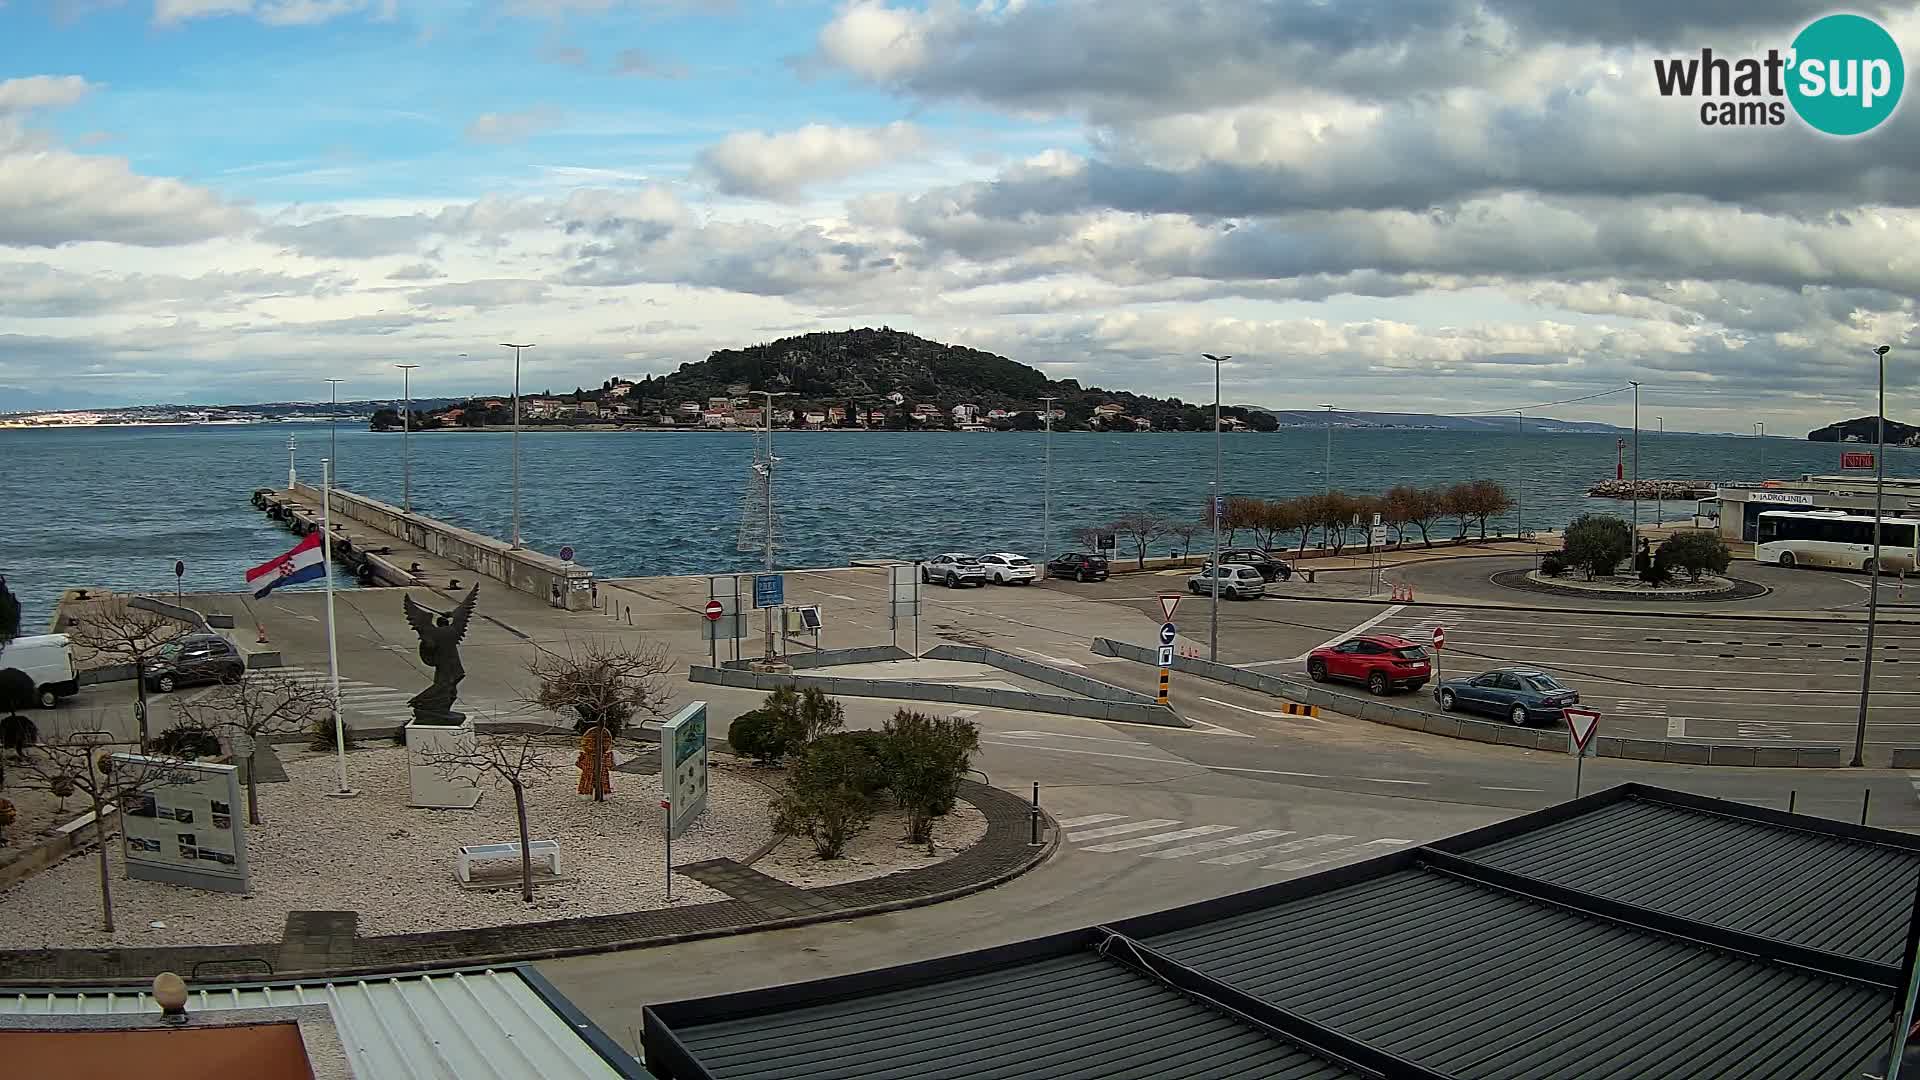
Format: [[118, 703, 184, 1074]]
[[406, 718, 483, 809]]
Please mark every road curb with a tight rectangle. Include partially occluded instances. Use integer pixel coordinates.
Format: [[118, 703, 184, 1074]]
[[1238, 589, 1920, 625]]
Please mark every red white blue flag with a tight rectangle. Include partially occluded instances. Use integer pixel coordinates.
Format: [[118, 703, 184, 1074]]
[[245, 533, 325, 598]]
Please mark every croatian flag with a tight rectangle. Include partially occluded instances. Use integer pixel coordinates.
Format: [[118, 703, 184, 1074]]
[[246, 533, 326, 598]]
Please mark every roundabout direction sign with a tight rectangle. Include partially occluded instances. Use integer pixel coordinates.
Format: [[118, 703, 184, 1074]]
[[1159, 622, 1178, 647]]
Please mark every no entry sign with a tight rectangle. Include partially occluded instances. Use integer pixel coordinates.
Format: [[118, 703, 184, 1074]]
[[1431, 626, 1445, 650], [704, 600, 724, 621]]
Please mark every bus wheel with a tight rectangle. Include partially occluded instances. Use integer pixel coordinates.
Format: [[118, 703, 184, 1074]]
[[1864, 558, 1877, 575], [1778, 552, 1795, 568]]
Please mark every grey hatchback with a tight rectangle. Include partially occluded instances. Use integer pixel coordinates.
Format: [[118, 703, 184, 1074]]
[[144, 633, 246, 693]]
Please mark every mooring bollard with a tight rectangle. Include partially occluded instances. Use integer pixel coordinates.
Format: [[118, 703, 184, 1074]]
[[1029, 782, 1041, 847]]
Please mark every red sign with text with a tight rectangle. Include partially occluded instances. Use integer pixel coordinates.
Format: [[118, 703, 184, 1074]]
[[1843, 452, 1876, 470]]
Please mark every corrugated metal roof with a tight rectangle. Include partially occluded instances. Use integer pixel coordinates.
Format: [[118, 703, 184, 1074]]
[[672, 950, 1368, 1080], [642, 785, 1920, 1080], [0, 968, 640, 1080], [1145, 865, 1889, 1080], [1451, 796, 1920, 964]]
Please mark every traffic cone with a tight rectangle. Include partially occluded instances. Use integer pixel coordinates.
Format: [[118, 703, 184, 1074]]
[[257, 623, 269, 644]]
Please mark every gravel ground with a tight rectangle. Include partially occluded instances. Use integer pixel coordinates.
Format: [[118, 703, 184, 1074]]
[[0, 782, 75, 856], [756, 800, 988, 889], [0, 745, 775, 948]]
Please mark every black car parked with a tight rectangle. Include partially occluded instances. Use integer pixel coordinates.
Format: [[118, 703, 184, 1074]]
[[144, 633, 246, 693], [1045, 552, 1110, 582], [1218, 548, 1293, 581]]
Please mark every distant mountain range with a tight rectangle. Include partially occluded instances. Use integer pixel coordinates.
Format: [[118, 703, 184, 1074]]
[[1249, 408, 1630, 434]]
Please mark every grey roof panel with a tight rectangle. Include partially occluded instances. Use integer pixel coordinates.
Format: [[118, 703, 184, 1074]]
[[672, 951, 1368, 1080], [1145, 867, 1891, 1080], [1456, 797, 1920, 963]]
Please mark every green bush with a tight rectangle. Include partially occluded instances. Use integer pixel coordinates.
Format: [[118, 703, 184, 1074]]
[[1563, 513, 1633, 579], [153, 720, 221, 759], [771, 734, 883, 858], [810, 730, 890, 798], [881, 710, 981, 845], [732, 686, 847, 765], [309, 710, 357, 752], [1659, 529, 1733, 583], [727, 707, 784, 765], [1539, 553, 1569, 577]]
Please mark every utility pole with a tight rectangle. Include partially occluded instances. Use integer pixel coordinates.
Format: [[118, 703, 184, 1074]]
[[1040, 395, 1057, 573], [1655, 416, 1664, 526], [1855, 345, 1894, 768], [324, 378, 344, 479], [1629, 382, 1641, 539], [1756, 421, 1767, 481], [1515, 410, 1524, 540], [1318, 403, 1335, 495], [396, 363, 419, 513], [754, 391, 792, 668], [499, 344, 534, 549], [1203, 355, 1230, 662]]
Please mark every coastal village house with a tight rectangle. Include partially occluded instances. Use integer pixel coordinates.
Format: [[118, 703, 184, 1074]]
[[827, 406, 846, 424], [677, 401, 701, 415], [707, 396, 734, 415], [1093, 403, 1126, 418], [952, 404, 979, 423]]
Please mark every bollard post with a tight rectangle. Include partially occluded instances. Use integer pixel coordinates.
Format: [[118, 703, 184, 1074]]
[[1788, 789, 1797, 814], [1029, 783, 1041, 847], [1863, 788, 1873, 825]]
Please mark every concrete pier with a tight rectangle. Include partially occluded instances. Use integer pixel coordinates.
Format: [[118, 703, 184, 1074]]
[[252, 485, 595, 610]]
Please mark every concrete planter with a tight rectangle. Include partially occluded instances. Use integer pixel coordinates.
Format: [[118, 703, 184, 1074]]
[[405, 719, 483, 809]]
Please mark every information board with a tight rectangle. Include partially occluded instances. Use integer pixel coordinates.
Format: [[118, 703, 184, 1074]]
[[661, 702, 710, 840], [114, 755, 251, 894]]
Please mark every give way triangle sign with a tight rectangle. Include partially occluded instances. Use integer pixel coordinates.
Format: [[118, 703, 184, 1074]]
[[1564, 706, 1601, 752], [1159, 594, 1181, 622]]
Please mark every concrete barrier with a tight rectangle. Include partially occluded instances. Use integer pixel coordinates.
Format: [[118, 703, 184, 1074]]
[[923, 644, 1160, 706], [687, 664, 1189, 727], [1891, 749, 1920, 769], [290, 482, 593, 610], [720, 645, 911, 671], [127, 596, 211, 633], [1090, 635, 1847, 768]]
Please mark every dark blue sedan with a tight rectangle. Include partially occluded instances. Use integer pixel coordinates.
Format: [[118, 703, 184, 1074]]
[[1434, 668, 1581, 727]]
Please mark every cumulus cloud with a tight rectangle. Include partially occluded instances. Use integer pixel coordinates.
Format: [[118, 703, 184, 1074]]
[[0, 127, 254, 247], [0, 75, 94, 113], [696, 121, 923, 199]]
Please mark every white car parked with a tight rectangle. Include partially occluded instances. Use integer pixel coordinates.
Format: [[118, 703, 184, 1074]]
[[922, 553, 989, 588], [978, 553, 1038, 585], [1187, 563, 1267, 600]]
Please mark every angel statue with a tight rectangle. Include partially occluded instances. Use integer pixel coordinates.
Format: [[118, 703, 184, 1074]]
[[403, 585, 479, 725]]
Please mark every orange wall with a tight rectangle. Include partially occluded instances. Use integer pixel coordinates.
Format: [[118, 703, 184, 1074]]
[[1, 1022, 315, 1080]]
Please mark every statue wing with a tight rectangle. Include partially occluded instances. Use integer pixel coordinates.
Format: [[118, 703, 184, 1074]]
[[402, 593, 439, 641], [446, 585, 479, 646]]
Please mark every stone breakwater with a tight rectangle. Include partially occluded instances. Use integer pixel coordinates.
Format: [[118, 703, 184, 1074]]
[[1586, 479, 1717, 500]]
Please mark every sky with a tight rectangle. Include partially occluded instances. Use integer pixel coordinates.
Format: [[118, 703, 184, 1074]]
[[0, 0, 1916, 433]]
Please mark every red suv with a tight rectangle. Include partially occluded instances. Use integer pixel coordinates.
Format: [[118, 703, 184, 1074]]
[[1306, 634, 1431, 695]]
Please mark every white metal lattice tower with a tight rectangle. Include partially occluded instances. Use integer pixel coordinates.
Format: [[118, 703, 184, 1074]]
[[735, 428, 780, 557]]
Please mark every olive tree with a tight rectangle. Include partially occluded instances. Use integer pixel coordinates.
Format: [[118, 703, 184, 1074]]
[[1564, 513, 1634, 579]]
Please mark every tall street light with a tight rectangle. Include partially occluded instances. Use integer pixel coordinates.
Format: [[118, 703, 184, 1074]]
[[754, 390, 795, 667], [1318, 403, 1335, 495], [1515, 410, 1525, 541], [1628, 382, 1641, 539], [1655, 416, 1665, 526], [395, 363, 419, 513], [499, 343, 534, 549], [1755, 421, 1767, 480], [1202, 354, 1231, 662], [1853, 344, 1894, 768], [324, 378, 345, 476], [1040, 395, 1058, 574]]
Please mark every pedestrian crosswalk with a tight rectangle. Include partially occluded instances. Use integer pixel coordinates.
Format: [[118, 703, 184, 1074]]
[[1058, 813, 1412, 872], [270, 665, 543, 724]]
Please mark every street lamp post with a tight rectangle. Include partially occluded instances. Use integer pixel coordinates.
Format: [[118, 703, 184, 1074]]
[[1755, 421, 1767, 481], [1853, 344, 1895, 768], [1040, 395, 1058, 574], [1655, 416, 1664, 526], [1629, 382, 1641, 539], [324, 378, 345, 477], [1515, 410, 1524, 540], [754, 391, 794, 667], [1318, 403, 1335, 495], [1203, 354, 1231, 662], [395, 363, 419, 513], [499, 344, 534, 549]]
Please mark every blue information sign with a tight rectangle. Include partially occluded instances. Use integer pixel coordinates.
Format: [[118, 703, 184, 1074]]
[[753, 573, 785, 609]]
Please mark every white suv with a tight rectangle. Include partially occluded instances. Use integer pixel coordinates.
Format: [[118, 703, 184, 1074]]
[[1187, 563, 1266, 599], [923, 553, 988, 588], [979, 553, 1038, 585]]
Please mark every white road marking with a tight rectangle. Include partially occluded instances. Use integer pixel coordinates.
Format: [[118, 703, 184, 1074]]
[[1001, 730, 1153, 746], [1056, 813, 1127, 829], [1198, 697, 1327, 726], [1013, 647, 1086, 669], [1143, 829, 1296, 859], [822, 593, 861, 602], [982, 740, 1328, 779], [1203, 834, 1354, 866], [1264, 605, 1406, 665], [1179, 715, 1256, 737], [1065, 818, 1182, 841], [1352, 777, 1429, 786], [1264, 838, 1412, 872], [1082, 824, 1238, 853], [1481, 786, 1546, 793]]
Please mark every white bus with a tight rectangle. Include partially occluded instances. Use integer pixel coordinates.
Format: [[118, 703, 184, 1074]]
[[1755, 510, 1919, 572]]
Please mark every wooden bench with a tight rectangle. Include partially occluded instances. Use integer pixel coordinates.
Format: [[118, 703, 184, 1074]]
[[456, 840, 560, 883]]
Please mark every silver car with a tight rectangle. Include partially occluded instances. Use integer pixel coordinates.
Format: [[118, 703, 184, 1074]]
[[922, 553, 989, 588], [1187, 564, 1266, 599]]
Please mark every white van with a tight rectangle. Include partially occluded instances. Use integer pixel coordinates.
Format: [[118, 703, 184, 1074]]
[[0, 634, 80, 708]]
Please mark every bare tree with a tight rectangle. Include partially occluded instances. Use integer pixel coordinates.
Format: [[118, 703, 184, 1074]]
[[413, 731, 565, 902], [1385, 485, 1445, 548], [16, 729, 192, 932], [68, 597, 191, 752], [1110, 511, 1166, 570], [1165, 520, 1201, 563], [524, 637, 674, 801], [173, 670, 327, 826], [1069, 525, 1105, 551]]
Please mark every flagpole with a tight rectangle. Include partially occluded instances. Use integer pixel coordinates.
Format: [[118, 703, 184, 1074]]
[[321, 458, 355, 798]]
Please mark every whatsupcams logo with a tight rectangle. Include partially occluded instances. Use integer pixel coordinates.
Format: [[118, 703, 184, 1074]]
[[1654, 13, 1905, 135]]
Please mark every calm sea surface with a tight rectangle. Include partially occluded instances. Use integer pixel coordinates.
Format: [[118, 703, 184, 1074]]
[[1, 422, 1908, 626]]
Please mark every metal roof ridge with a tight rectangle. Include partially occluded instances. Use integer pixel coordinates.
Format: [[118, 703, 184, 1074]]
[[1626, 787, 1920, 854], [1088, 927, 1458, 1080], [1417, 848, 1902, 989]]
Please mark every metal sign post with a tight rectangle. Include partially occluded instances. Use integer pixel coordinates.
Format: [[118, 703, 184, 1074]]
[[1157, 620, 1177, 704], [174, 560, 185, 604], [1564, 706, 1601, 798], [1431, 625, 1444, 686], [661, 798, 672, 901]]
